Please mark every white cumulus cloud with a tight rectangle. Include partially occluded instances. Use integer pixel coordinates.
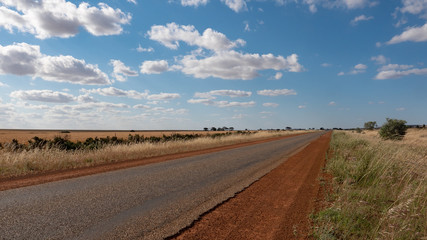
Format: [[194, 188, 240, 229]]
[[0, 42, 110, 85], [179, 51, 302, 80], [181, 0, 209, 7], [188, 98, 255, 107], [371, 55, 388, 65], [147, 22, 245, 52], [263, 102, 279, 107], [351, 14, 374, 25], [140, 60, 169, 74], [257, 89, 297, 96], [221, 0, 247, 12], [387, 23, 427, 44], [110, 59, 138, 82], [10, 90, 75, 103], [194, 89, 252, 99], [0, 0, 131, 39], [81, 87, 148, 99]]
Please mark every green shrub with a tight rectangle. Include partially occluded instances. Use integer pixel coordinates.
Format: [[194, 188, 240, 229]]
[[379, 118, 407, 140]]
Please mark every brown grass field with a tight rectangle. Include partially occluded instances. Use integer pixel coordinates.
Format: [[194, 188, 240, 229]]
[[0, 130, 223, 144]]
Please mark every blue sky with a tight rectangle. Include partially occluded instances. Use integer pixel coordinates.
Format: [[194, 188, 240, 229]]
[[0, 0, 426, 130]]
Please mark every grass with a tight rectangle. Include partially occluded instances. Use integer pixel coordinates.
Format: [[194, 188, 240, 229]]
[[0, 130, 310, 178], [312, 130, 426, 240]]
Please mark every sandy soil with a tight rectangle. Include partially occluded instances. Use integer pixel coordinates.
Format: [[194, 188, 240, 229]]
[[170, 131, 332, 240], [0, 130, 222, 143]]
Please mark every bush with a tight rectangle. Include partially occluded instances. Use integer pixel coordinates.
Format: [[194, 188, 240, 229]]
[[379, 118, 407, 140], [364, 121, 377, 130]]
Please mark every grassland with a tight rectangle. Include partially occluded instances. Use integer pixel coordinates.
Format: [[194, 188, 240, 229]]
[[0, 130, 310, 178], [312, 129, 426, 239]]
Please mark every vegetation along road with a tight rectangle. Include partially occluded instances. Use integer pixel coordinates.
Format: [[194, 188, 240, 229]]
[[0, 131, 326, 240]]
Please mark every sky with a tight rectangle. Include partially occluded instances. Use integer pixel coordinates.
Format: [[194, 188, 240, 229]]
[[0, 0, 426, 130]]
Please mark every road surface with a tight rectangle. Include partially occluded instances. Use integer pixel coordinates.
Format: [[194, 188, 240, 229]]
[[0, 132, 325, 240]]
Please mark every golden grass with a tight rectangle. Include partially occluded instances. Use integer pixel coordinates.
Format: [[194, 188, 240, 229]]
[[312, 130, 426, 240], [0, 130, 220, 144], [0, 130, 311, 178]]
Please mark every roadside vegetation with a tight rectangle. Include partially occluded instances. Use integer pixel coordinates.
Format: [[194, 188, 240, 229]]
[[0, 130, 310, 178], [312, 129, 426, 239]]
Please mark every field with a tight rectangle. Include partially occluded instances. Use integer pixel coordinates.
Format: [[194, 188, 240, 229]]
[[312, 128, 426, 239], [0, 129, 218, 144], [0, 129, 311, 179]]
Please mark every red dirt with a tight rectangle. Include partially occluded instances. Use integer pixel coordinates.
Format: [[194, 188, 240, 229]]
[[170, 131, 332, 240], [0, 133, 306, 191]]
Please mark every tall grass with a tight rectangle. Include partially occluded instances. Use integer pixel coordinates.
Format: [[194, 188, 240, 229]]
[[312, 131, 426, 239], [0, 130, 309, 178]]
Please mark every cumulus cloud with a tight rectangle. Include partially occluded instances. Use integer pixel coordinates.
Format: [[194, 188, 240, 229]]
[[147, 93, 181, 100], [298, 105, 306, 109], [194, 89, 252, 99], [274, 72, 283, 80], [140, 60, 169, 74], [263, 102, 279, 107], [110, 59, 138, 82], [347, 63, 367, 74], [179, 51, 302, 80], [387, 23, 427, 44], [136, 44, 154, 53], [147, 22, 245, 52], [221, 0, 247, 12], [399, 0, 427, 18], [81, 87, 148, 99], [0, 0, 131, 39], [351, 14, 374, 25], [188, 98, 255, 107], [0, 42, 110, 85], [257, 89, 297, 96], [181, 0, 209, 7], [371, 55, 388, 65], [375, 66, 427, 79], [10, 90, 75, 103], [329, 101, 336, 105]]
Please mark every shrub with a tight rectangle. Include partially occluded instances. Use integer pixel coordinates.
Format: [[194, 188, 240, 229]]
[[364, 121, 377, 130], [379, 118, 407, 140]]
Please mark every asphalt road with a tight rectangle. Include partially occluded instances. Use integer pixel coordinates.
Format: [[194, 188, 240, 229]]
[[0, 132, 325, 240]]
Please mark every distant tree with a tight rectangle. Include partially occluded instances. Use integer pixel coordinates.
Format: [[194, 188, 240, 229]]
[[203, 127, 208, 131], [364, 121, 377, 130], [355, 127, 363, 133], [320, 127, 324, 130], [286, 126, 292, 130], [211, 127, 217, 131], [379, 118, 407, 140], [229, 127, 234, 131]]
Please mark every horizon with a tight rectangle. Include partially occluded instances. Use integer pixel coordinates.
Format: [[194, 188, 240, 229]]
[[0, 0, 426, 130]]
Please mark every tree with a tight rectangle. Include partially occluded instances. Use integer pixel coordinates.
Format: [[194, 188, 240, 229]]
[[379, 118, 407, 140], [364, 121, 377, 130], [210, 127, 217, 131], [203, 127, 208, 131]]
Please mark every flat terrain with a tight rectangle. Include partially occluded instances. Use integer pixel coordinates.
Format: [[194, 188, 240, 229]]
[[0, 129, 219, 143], [0, 132, 326, 240]]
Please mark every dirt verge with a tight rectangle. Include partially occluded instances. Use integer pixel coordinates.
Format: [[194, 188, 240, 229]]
[[170, 131, 332, 240], [0, 133, 306, 191]]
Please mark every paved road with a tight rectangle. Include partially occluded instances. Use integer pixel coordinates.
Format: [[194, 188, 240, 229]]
[[0, 132, 324, 240]]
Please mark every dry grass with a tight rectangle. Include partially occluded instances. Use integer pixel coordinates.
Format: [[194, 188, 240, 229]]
[[312, 130, 426, 240], [0, 130, 219, 144], [0, 130, 310, 178]]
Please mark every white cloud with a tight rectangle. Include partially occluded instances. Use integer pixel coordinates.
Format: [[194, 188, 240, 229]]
[[387, 23, 427, 44], [337, 71, 345, 76], [349, 63, 367, 74], [399, 0, 427, 18], [321, 63, 332, 67], [77, 94, 97, 103], [396, 107, 405, 111], [81, 87, 148, 99], [329, 101, 336, 106], [181, 0, 209, 7], [0, 81, 7, 87], [127, 0, 137, 4], [351, 14, 373, 25], [263, 102, 279, 107], [133, 104, 151, 109], [244, 21, 250, 31], [274, 72, 283, 80], [194, 89, 252, 99], [140, 60, 169, 74], [110, 59, 138, 82], [232, 113, 247, 119], [257, 89, 297, 96], [136, 44, 154, 53], [179, 51, 302, 80], [188, 98, 255, 107], [298, 105, 306, 109], [378, 64, 414, 71], [375, 67, 427, 79], [10, 90, 75, 103], [147, 93, 181, 100], [221, 0, 247, 12], [0, 42, 110, 85], [0, 0, 131, 39], [147, 22, 245, 52], [371, 55, 388, 65]]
